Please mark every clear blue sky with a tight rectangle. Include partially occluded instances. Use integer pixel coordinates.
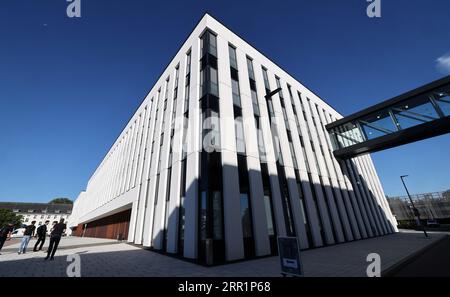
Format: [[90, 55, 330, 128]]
[[0, 0, 449, 203]]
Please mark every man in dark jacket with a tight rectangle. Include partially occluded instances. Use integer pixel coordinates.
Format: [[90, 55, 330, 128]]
[[45, 218, 66, 261], [33, 221, 49, 252], [0, 223, 14, 254], [18, 221, 36, 254]]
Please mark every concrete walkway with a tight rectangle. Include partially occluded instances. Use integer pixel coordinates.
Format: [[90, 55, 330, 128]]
[[0, 230, 445, 277]]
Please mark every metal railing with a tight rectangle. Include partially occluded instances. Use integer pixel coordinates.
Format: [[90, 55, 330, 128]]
[[387, 190, 450, 221]]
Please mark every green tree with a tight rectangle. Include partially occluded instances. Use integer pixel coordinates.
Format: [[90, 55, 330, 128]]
[[49, 198, 73, 204], [0, 209, 23, 228]]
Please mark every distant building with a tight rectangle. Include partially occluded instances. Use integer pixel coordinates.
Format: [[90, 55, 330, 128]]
[[0, 202, 72, 227], [387, 190, 450, 222]]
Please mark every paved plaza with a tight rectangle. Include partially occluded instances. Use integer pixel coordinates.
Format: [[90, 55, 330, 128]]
[[0, 230, 446, 277]]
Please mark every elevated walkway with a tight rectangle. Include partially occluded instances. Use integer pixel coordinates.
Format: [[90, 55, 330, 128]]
[[326, 76, 450, 159]]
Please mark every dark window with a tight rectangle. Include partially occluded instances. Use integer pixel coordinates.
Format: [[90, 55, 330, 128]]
[[200, 33, 219, 98], [232, 79, 241, 107], [262, 67, 270, 91], [246, 56, 255, 80], [254, 116, 267, 162], [184, 52, 191, 114], [200, 30, 217, 57], [162, 167, 172, 251], [251, 89, 260, 115], [237, 154, 255, 258], [154, 174, 160, 205], [228, 44, 238, 70], [198, 33, 225, 264], [177, 159, 187, 254]]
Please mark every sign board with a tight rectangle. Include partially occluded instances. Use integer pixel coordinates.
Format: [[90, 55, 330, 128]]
[[277, 236, 303, 277]]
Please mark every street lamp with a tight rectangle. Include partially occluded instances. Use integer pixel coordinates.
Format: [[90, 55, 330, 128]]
[[264, 87, 282, 100], [400, 175, 428, 237]]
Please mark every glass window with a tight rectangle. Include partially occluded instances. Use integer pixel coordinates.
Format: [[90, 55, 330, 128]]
[[275, 77, 284, 98], [174, 66, 179, 87], [235, 116, 246, 154], [240, 193, 253, 238], [287, 84, 294, 98], [173, 86, 178, 99], [332, 121, 366, 148], [277, 142, 284, 165], [302, 146, 310, 172], [392, 95, 439, 129], [203, 110, 221, 151], [250, 89, 260, 115], [209, 32, 217, 57], [186, 52, 191, 74], [359, 110, 397, 140], [165, 168, 172, 202], [267, 99, 275, 117], [282, 107, 290, 130], [177, 160, 187, 256], [184, 84, 190, 113], [433, 85, 450, 116], [232, 79, 241, 107], [264, 195, 275, 235], [200, 191, 207, 240], [200, 68, 206, 97], [165, 77, 170, 100], [211, 111, 220, 148], [210, 67, 219, 96], [262, 67, 270, 90], [229, 45, 238, 69], [182, 116, 189, 158], [246, 57, 255, 80], [212, 191, 223, 240], [289, 142, 298, 169], [178, 196, 185, 243], [201, 31, 217, 57], [172, 98, 177, 121], [254, 117, 267, 162]]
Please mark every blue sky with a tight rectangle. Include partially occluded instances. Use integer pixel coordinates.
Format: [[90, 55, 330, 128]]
[[0, 0, 449, 203]]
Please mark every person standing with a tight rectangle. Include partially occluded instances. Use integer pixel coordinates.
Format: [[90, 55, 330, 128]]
[[45, 218, 66, 261], [18, 221, 36, 254], [0, 223, 14, 255], [33, 221, 49, 252], [45, 221, 57, 254]]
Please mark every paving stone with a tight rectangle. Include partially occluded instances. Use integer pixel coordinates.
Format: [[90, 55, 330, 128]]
[[0, 230, 446, 277]]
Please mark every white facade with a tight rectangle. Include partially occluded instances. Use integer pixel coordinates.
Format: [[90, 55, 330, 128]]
[[0, 202, 72, 229], [69, 14, 397, 264], [21, 213, 69, 227]]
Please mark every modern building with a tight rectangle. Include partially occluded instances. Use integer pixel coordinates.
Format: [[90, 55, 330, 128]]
[[68, 13, 397, 264], [0, 202, 72, 227]]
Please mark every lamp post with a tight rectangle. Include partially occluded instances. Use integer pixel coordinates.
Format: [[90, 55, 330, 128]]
[[264, 87, 282, 100], [400, 175, 428, 237]]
